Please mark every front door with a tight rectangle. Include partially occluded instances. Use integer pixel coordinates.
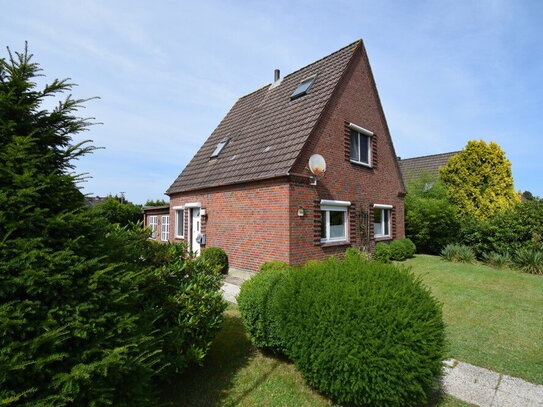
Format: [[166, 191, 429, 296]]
[[191, 208, 201, 255]]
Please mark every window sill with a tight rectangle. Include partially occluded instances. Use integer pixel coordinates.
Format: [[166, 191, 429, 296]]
[[349, 159, 372, 168], [375, 236, 392, 242], [320, 240, 350, 248]]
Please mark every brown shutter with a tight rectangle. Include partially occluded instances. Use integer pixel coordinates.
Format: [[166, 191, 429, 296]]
[[391, 207, 396, 239], [344, 121, 351, 162], [371, 134, 378, 168], [349, 204, 357, 247]]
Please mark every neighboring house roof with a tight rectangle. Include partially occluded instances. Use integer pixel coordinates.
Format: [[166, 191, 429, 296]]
[[167, 40, 362, 194], [398, 152, 459, 183], [142, 205, 170, 214]]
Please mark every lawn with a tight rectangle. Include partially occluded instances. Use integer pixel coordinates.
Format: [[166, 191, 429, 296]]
[[405, 255, 543, 384], [164, 305, 473, 407]]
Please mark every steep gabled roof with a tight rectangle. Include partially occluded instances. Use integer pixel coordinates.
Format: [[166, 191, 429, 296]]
[[398, 151, 459, 183], [166, 41, 361, 194]]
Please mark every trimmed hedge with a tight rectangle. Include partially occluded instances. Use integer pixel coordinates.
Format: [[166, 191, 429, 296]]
[[237, 268, 288, 353], [239, 258, 445, 407], [375, 238, 416, 262], [200, 247, 229, 274]]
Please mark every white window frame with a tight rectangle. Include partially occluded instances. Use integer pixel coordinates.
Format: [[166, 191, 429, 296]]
[[161, 215, 170, 242], [174, 207, 184, 238], [349, 123, 373, 167], [373, 204, 392, 239], [320, 200, 350, 243], [148, 215, 158, 239]]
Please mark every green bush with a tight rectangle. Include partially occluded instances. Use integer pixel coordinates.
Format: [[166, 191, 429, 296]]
[[481, 252, 511, 269], [237, 268, 288, 353], [460, 200, 543, 256], [344, 247, 372, 262], [200, 247, 229, 274], [0, 47, 225, 406], [514, 248, 543, 275], [273, 258, 445, 407], [405, 174, 461, 254], [304, 259, 324, 267], [90, 196, 142, 226], [374, 242, 392, 262], [389, 238, 417, 261], [259, 261, 290, 272], [441, 244, 476, 263]]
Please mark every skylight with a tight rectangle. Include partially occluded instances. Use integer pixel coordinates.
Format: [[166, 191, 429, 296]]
[[290, 75, 316, 100], [210, 139, 229, 158]]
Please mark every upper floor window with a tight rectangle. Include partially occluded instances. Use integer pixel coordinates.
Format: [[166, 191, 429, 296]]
[[161, 215, 170, 242], [148, 216, 158, 239], [349, 123, 373, 166], [320, 199, 350, 243], [373, 204, 392, 238], [291, 75, 316, 100]]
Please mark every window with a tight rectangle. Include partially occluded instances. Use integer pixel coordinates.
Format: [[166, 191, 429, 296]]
[[373, 204, 392, 238], [148, 216, 158, 239], [161, 215, 170, 242], [291, 75, 316, 100], [210, 139, 229, 158], [175, 209, 184, 238], [348, 123, 373, 166], [320, 200, 350, 243]]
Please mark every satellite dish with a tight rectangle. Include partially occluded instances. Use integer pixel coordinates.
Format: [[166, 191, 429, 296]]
[[308, 154, 326, 177]]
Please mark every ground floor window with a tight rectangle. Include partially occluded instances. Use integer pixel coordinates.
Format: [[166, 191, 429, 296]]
[[373, 204, 392, 238], [161, 215, 170, 242], [320, 200, 350, 243], [175, 208, 184, 238], [149, 215, 158, 239]]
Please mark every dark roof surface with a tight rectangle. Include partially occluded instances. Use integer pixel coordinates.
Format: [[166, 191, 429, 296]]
[[398, 152, 459, 183], [167, 40, 361, 194]]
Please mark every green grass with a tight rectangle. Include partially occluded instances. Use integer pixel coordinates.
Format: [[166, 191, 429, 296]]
[[163, 305, 473, 407], [406, 255, 543, 384]]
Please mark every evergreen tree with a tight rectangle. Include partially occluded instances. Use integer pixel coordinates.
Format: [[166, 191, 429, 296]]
[[439, 140, 520, 220]]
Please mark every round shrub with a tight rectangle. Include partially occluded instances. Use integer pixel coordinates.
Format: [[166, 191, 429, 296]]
[[374, 241, 392, 262], [200, 247, 229, 274], [344, 247, 372, 262], [403, 238, 417, 257], [237, 268, 288, 353], [259, 261, 289, 272], [273, 259, 445, 407]]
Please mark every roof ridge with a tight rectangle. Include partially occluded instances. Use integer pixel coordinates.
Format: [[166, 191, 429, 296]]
[[237, 39, 362, 101], [399, 151, 460, 161]]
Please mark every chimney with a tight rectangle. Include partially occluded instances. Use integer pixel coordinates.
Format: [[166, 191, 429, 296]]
[[274, 69, 280, 82]]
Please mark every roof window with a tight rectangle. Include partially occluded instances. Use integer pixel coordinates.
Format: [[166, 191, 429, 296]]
[[210, 139, 229, 158], [290, 75, 316, 100]]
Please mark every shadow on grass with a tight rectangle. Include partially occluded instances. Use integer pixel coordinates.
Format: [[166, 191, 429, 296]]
[[162, 309, 269, 407]]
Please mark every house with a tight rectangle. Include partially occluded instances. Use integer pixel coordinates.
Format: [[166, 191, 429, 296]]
[[145, 40, 406, 272], [142, 205, 170, 241], [398, 152, 459, 184]]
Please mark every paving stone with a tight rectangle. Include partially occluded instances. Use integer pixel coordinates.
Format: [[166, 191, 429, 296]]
[[491, 389, 543, 407], [221, 282, 240, 304], [497, 374, 543, 401]]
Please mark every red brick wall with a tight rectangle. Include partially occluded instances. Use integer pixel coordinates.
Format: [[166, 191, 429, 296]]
[[143, 207, 170, 242], [288, 42, 405, 266], [169, 178, 290, 271]]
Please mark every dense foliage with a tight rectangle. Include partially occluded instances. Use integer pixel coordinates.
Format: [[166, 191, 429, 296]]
[[237, 268, 288, 353], [89, 196, 142, 226], [200, 247, 229, 274], [0, 46, 225, 406], [239, 257, 445, 407], [374, 238, 416, 262], [144, 199, 168, 206], [404, 173, 461, 254], [440, 140, 520, 220]]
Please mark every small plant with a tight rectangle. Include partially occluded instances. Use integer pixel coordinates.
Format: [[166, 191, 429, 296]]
[[374, 242, 392, 262], [344, 247, 372, 262], [259, 261, 290, 272], [481, 252, 511, 269], [514, 248, 543, 275], [304, 259, 323, 268], [200, 247, 229, 274], [441, 244, 475, 263]]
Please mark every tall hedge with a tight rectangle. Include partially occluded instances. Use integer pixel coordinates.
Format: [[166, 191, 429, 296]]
[[0, 45, 225, 406]]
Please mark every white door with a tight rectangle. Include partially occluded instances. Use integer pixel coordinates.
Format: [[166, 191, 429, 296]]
[[191, 208, 201, 255]]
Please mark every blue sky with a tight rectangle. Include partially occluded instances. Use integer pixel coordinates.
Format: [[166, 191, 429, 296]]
[[2, 0, 542, 203]]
